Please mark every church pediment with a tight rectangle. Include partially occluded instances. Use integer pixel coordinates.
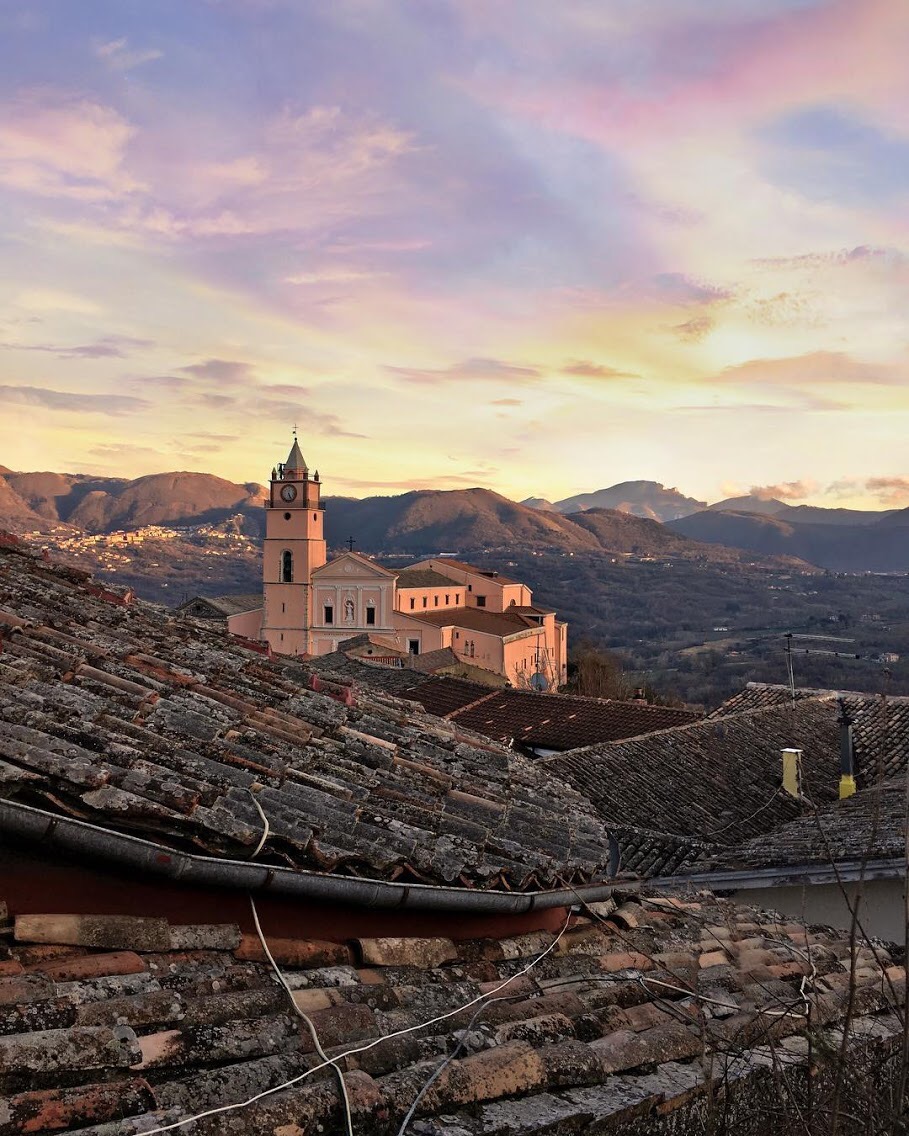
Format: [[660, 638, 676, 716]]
[[311, 552, 396, 581]]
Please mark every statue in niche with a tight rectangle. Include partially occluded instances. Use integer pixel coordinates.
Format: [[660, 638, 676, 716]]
[[344, 596, 355, 624]]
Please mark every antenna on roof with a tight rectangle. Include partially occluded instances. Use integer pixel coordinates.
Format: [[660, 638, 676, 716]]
[[782, 631, 871, 700]]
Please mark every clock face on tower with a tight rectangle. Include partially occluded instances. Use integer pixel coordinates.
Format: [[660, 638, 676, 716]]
[[280, 484, 297, 502]]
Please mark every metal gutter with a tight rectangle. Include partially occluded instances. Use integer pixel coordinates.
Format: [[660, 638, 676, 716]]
[[0, 799, 630, 913], [652, 858, 906, 893]]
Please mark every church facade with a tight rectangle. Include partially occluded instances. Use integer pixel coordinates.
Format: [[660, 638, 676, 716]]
[[227, 440, 567, 689]]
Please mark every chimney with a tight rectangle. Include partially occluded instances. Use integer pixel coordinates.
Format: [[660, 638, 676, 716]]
[[781, 748, 802, 798], [838, 700, 857, 800]]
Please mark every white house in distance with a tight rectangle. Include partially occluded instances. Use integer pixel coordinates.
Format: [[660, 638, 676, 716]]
[[224, 438, 568, 688]]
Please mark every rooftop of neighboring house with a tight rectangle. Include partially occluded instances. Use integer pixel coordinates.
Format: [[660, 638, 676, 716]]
[[412, 557, 523, 587], [690, 775, 908, 882], [407, 606, 542, 637], [446, 689, 699, 752], [1, 890, 905, 1136], [394, 568, 456, 589], [177, 592, 263, 617], [0, 541, 614, 899], [708, 681, 903, 718], [542, 695, 909, 877], [332, 636, 462, 676], [710, 683, 909, 783], [308, 653, 700, 752]]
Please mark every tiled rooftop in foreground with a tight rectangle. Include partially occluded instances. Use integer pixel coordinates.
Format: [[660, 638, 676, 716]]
[[0, 541, 611, 894], [0, 893, 905, 1135]]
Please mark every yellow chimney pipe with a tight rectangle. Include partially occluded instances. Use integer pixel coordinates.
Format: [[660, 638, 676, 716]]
[[839, 774, 857, 800], [781, 748, 802, 798]]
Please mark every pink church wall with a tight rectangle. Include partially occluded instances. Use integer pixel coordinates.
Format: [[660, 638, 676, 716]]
[[227, 608, 263, 640], [395, 586, 463, 614], [408, 560, 532, 612]]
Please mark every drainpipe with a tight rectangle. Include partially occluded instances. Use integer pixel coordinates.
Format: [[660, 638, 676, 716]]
[[838, 699, 857, 799]]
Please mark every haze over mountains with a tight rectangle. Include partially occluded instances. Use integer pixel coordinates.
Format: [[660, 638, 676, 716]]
[[0, 467, 905, 572]]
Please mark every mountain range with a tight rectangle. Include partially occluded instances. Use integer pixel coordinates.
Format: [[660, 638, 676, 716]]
[[0, 467, 905, 572], [668, 507, 909, 573], [0, 467, 808, 569], [1, 470, 265, 533]]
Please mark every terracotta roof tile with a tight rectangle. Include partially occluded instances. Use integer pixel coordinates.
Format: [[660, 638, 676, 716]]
[[0, 544, 615, 893], [1, 892, 901, 1132]]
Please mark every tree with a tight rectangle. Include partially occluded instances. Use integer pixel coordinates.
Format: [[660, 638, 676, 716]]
[[566, 641, 632, 700]]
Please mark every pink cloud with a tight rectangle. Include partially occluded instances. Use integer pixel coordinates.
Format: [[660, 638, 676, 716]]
[[122, 104, 417, 240], [462, 0, 908, 151], [716, 351, 904, 388], [0, 89, 139, 201]]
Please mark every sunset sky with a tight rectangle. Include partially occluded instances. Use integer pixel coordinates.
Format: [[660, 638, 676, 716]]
[[1, 0, 907, 507]]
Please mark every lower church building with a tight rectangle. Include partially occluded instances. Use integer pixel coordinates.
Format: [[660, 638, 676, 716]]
[[221, 438, 568, 688]]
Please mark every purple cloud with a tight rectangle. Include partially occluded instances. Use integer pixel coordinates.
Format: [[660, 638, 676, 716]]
[[0, 384, 149, 414]]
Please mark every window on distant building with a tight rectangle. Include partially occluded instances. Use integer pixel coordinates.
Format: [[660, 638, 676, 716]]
[[410, 597, 415, 610], [434, 596, 439, 607], [281, 550, 293, 582], [445, 594, 450, 604], [468, 584, 472, 592], [422, 597, 428, 608], [476, 595, 486, 608], [455, 593, 460, 603], [324, 605, 334, 624], [408, 639, 419, 654], [366, 607, 376, 625]]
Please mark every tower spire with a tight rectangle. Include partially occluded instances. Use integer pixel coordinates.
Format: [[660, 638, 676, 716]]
[[283, 433, 308, 478]]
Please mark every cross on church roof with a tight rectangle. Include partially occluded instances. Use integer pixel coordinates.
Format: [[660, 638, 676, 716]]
[[346, 536, 356, 552]]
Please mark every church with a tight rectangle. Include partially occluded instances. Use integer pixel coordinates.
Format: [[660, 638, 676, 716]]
[[222, 438, 568, 689]]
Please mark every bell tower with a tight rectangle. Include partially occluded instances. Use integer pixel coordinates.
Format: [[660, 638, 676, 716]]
[[261, 434, 327, 655]]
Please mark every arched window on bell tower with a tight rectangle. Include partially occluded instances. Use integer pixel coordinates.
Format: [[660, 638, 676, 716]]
[[281, 550, 293, 582]]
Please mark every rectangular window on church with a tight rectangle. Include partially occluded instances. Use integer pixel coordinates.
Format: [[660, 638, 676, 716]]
[[445, 594, 450, 604], [455, 593, 460, 604], [408, 639, 419, 654], [434, 596, 439, 607], [366, 607, 376, 625], [324, 605, 334, 624], [410, 598, 415, 609], [422, 597, 427, 608], [476, 595, 486, 608]]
